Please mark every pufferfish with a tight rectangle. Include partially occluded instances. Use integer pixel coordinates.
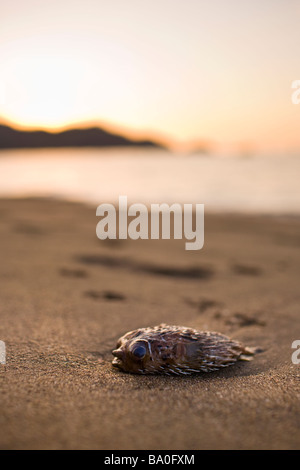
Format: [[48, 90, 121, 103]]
[[112, 324, 256, 375]]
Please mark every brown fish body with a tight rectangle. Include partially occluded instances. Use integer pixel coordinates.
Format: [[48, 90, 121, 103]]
[[112, 324, 255, 375]]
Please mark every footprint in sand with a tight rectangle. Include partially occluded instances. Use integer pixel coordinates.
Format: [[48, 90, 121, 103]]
[[231, 264, 263, 276], [84, 290, 126, 301], [59, 267, 88, 278], [185, 298, 224, 313], [76, 254, 215, 280], [13, 223, 45, 235], [214, 311, 266, 328]]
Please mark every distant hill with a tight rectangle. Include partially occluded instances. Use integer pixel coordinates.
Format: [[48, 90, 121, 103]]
[[0, 124, 165, 150]]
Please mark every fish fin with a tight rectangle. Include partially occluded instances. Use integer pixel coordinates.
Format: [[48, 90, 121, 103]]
[[239, 346, 263, 361], [239, 354, 254, 361]]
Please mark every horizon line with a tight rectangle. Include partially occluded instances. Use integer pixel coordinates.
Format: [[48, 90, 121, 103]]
[[0, 117, 214, 153]]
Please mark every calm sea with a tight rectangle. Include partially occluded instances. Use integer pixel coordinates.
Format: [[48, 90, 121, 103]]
[[0, 148, 299, 214]]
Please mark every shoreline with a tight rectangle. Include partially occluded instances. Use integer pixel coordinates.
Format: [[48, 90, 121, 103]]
[[2, 195, 300, 218]]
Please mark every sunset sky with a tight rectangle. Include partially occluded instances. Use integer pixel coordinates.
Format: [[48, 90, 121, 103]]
[[1, 0, 300, 152]]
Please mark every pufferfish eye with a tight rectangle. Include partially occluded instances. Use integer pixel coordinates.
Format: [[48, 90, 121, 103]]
[[131, 343, 147, 359]]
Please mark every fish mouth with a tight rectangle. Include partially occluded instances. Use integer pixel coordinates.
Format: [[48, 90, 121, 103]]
[[112, 357, 123, 369], [112, 348, 124, 369]]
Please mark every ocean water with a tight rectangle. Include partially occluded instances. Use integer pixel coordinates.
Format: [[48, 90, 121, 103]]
[[0, 147, 299, 214]]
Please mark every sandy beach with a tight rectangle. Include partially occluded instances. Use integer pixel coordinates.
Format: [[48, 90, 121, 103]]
[[0, 197, 299, 450]]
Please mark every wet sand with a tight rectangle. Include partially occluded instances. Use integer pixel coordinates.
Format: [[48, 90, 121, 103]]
[[0, 198, 299, 449]]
